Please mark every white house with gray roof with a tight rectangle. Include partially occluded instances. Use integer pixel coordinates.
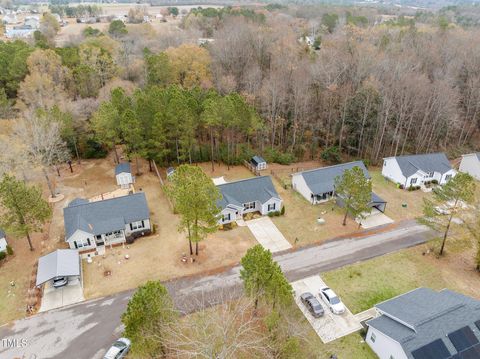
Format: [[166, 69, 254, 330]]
[[216, 176, 282, 225], [366, 287, 480, 359], [291, 161, 387, 212], [0, 229, 7, 253], [382, 153, 456, 189], [63, 193, 151, 258], [459, 153, 480, 181]]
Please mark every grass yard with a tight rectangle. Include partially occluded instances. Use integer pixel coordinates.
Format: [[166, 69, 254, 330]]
[[72, 158, 257, 299], [197, 162, 254, 182], [370, 168, 431, 221], [322, 234, 480, 314], [272, 185, 360, 247]]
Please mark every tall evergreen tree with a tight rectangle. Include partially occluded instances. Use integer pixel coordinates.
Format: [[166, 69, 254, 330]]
[[0, 174, 52, 251]]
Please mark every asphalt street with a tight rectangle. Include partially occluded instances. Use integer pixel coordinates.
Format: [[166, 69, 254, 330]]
[[0, 220, 435, 359]]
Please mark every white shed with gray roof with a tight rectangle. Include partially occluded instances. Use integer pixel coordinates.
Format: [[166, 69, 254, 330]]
[[216, 176, 282, 225], [115, 162, 134, 188], [366, 287, 480, 359], [382, 153, 456, 189], [36, 249, 81, 287], [459, 153, 480, 181]]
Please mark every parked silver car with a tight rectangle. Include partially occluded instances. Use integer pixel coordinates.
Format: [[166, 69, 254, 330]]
[[319, 287, 345, 315], [103, 337, 131, 359], [52, 276, 68, 288]]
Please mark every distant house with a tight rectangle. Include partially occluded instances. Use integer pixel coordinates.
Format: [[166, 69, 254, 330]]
[[115, 162, 133, 188], [5, 27, 34, 38], [366, 287, 480, 359], [63, 193, 151, 258], [382, 153, 456, 188], [459, 153, 480, 181], [216, 176, 282, 225], [291, 161, 386, 211], [24, 15, 39, 29], [0, 229, 7, 253], [250, 156, 267, 171]]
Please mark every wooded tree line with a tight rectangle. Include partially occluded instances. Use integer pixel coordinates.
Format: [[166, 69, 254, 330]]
[[2, 5, 480, 176]]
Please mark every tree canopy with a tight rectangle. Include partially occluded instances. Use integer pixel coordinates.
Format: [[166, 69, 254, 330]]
[[0, 174, 51, 251]]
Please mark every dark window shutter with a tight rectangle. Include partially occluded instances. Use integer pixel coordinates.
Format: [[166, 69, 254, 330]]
[[87, 238, 91, 246], [130, 223, 133, 230], [141, 220, 144, 227], [73, 241, 78, 249]]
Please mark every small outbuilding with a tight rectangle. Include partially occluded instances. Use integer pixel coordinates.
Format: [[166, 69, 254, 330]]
[[166, 167, 175, 178], [115, 162, 134, 189], [0, 229, 7, 253], [250, 156, 267, 171], [36, 249, 81, 288]]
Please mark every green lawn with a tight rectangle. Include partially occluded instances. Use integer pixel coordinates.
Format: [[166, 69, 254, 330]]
[[369, 168, 432, 221], [322, 236, 479, 314]]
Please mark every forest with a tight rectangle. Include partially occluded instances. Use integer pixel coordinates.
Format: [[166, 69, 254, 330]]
[[1, 3, 480, 178]]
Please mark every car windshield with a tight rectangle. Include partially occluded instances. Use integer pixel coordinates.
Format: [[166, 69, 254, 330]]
[[113, 341, 126, 349], [330, 296, 341, 305]]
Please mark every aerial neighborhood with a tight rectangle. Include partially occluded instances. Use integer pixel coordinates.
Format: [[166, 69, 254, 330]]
[[0, 2, 480, 359]]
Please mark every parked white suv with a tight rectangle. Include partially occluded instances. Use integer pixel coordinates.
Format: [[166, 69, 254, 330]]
[[319, 287, 345, 315]]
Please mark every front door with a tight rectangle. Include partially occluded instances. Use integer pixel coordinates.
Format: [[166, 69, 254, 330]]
[[95, 234, 104, 246]]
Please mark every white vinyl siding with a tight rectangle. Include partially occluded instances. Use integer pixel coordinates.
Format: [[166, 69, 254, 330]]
[[459, 154, 480, 180], [366, 326, 408, 359]]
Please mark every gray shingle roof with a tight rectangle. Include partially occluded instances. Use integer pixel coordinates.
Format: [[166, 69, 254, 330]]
[[63, 193, 150, 239], [115, 162, 131, 175], [217, 176, 280, 210], [36, 249, 80, 286], [367, 288, 480, 359], [389, 153, 453, 178], [296, 161, 370, 196], [251, 156, 266, 166]]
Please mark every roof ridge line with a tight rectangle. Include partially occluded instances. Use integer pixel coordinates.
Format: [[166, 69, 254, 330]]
[[216, 175, 270, 187], [68, 192, 144, 208], [294, 161, 365, 175]]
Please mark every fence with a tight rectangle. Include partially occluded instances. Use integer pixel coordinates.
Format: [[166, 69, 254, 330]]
[[270, 170, 291, 189], [152, 160, 174, 210], [243, 160, 260, 176]]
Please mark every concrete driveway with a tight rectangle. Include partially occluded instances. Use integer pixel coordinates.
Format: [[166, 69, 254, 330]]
[[291, 275, 362, 343], [358, 208, 394, 229], [39, 278, 84, 312], [246, 217, 292, 253]]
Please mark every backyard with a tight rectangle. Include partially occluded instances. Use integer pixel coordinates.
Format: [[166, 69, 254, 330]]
[[61, 157, 257, 299]]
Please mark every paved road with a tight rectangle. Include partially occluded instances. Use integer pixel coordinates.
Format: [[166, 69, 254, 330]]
[[0, 220, 434, 359]]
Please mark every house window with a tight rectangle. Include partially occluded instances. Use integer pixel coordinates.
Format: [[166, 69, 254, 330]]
[[222, 213, 231, 222], [445, 174, 452, 182], [268, 203, 276, 211], [243, 202, 255, 210], [410, 178, 417, 185], [370, 332, 376, 343], [130, 221, 145, 230], [428, 171, 434, 177], [74, 238, 91, 248]]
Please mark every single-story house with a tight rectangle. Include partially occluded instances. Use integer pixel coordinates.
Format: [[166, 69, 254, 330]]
[[63, 193, 151, 258], [0, 229, 7, 253], [459, 153, 480, 181], [115, 162, 134, 188], [291, 161, 386, 211], [366, 287, 480, 359], [250, 156, 267, 171], [36, 249, 81, 288], [382, 153, 456, 189], [216, 176, 282, 225]]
